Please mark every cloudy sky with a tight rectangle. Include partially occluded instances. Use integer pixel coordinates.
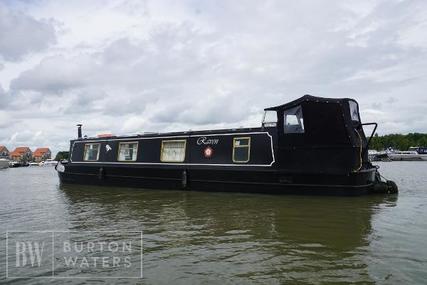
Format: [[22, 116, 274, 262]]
[[1, 0, 426, 154]]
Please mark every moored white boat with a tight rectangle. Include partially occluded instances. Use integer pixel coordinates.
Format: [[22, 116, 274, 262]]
[[0, 158, 9, 169], [40, 159, 58, 166], [387, 150, 422, 161], [368, 150, 390, 161], [408, 147, 427, 161], [368, 150, 378, 161]]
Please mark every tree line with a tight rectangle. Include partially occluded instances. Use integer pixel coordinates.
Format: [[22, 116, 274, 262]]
[[370, 133, 427, 151], [54, 151, 69, 161]]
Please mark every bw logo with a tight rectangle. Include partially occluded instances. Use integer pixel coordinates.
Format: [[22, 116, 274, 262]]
[[6, 232, 53, 278], [15, 242, 45, 267]]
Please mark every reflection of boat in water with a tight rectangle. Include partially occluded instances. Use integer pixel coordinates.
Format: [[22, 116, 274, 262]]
[[59, 183, 398, 248], [56, 95, 398, 195], [59, 183, 397, 282], [0, 158, 9, 169]]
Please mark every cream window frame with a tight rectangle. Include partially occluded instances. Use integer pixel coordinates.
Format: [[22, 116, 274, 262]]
[[117, 142, 139, 162], [160, 140, 187, 163], [83, 143, 101, 161], [232, 137, 251, 163]]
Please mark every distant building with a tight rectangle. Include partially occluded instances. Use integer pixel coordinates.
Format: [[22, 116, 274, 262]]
[[0, 146, 9, 159], [10, 147, 32, 162], [33, 148, 52, 162]]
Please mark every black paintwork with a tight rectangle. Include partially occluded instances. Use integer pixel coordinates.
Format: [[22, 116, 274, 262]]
[[69, 129, 275, 166]]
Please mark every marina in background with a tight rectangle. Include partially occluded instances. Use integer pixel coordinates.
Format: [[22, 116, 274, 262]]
[[369, 147, 427, 161], [0, 146, 69, 168]]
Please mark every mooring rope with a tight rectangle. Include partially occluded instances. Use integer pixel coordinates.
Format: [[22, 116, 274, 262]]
[[353, 129, 363, 172]]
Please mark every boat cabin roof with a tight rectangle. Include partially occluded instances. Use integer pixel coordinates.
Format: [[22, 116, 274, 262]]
[[264, 94, 357, 111], [76, 127, 265, 142]]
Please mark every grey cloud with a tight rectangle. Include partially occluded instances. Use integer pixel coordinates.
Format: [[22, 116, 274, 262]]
[[1, 0, 427, 153], [10, 55, 92, 92], [0, 4, 56, 61]]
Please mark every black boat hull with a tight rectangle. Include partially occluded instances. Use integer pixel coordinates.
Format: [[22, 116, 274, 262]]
[[57, 163, 376, 196]]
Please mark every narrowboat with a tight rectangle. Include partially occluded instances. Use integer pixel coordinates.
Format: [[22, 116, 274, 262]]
[[56, 95, 398, 195]]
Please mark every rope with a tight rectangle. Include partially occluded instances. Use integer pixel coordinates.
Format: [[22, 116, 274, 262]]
[[378, 172, 391, 182], [353, 129, 363, 172]]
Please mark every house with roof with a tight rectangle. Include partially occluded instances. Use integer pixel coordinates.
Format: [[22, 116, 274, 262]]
[[0, 146, 9, 159], [10, 147, 32, 162], [33, 148, 52, 162]]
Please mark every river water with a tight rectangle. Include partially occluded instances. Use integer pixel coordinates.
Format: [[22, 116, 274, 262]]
[[0, 162, 426, 284]]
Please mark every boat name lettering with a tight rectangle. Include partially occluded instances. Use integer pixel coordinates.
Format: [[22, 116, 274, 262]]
[[197, 137, 219, 145]]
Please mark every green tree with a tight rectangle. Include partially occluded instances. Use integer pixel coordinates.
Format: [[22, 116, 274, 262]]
[[54, 151, 69, 161], [368, 133, 427, 151]]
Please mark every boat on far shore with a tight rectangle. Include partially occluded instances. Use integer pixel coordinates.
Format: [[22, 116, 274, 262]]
[[9, 161, 29, 168], [40, 159, 58, 166], [408, 147, 427, 161], [386, 147, 427, 161], [388, 150, 422, 161], [369, 147, 427, 161], [368, 150, 390, 162], [0, 159, 9, 169]]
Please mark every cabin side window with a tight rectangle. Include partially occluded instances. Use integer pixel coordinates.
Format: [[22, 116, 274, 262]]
[[233, 137, 251, 163], [83, 143, 100, 161], [349, 101, 360, 122], [284, 106, 304, 134], [262, 111, 277, 127], [118, 142, 138, 162], [160, 140, 186, 162]]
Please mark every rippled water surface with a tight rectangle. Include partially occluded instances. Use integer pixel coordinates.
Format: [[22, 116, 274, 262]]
[[1, 162, 427, 284]]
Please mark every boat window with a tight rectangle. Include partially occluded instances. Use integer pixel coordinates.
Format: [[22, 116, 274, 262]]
[[83, 143, 100, 161], [262, 111, 277, 127], [160, 140, 186, 162], [233, 137, 251, 163], [349, 101, 360, 121], [118, 142, 138, 161], [284, 106, 304, 134]]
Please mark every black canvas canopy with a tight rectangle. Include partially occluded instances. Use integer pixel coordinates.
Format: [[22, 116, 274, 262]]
[[267, 95, 367, 174], [265, 94, 356, 112]]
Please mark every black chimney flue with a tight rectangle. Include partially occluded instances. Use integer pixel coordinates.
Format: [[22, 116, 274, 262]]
[[77, 124, 82, 139]]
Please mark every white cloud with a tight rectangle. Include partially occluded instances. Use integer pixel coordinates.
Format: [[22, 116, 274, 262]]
[[0, 3, 56, 61], [0, 0, 427, 155]]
